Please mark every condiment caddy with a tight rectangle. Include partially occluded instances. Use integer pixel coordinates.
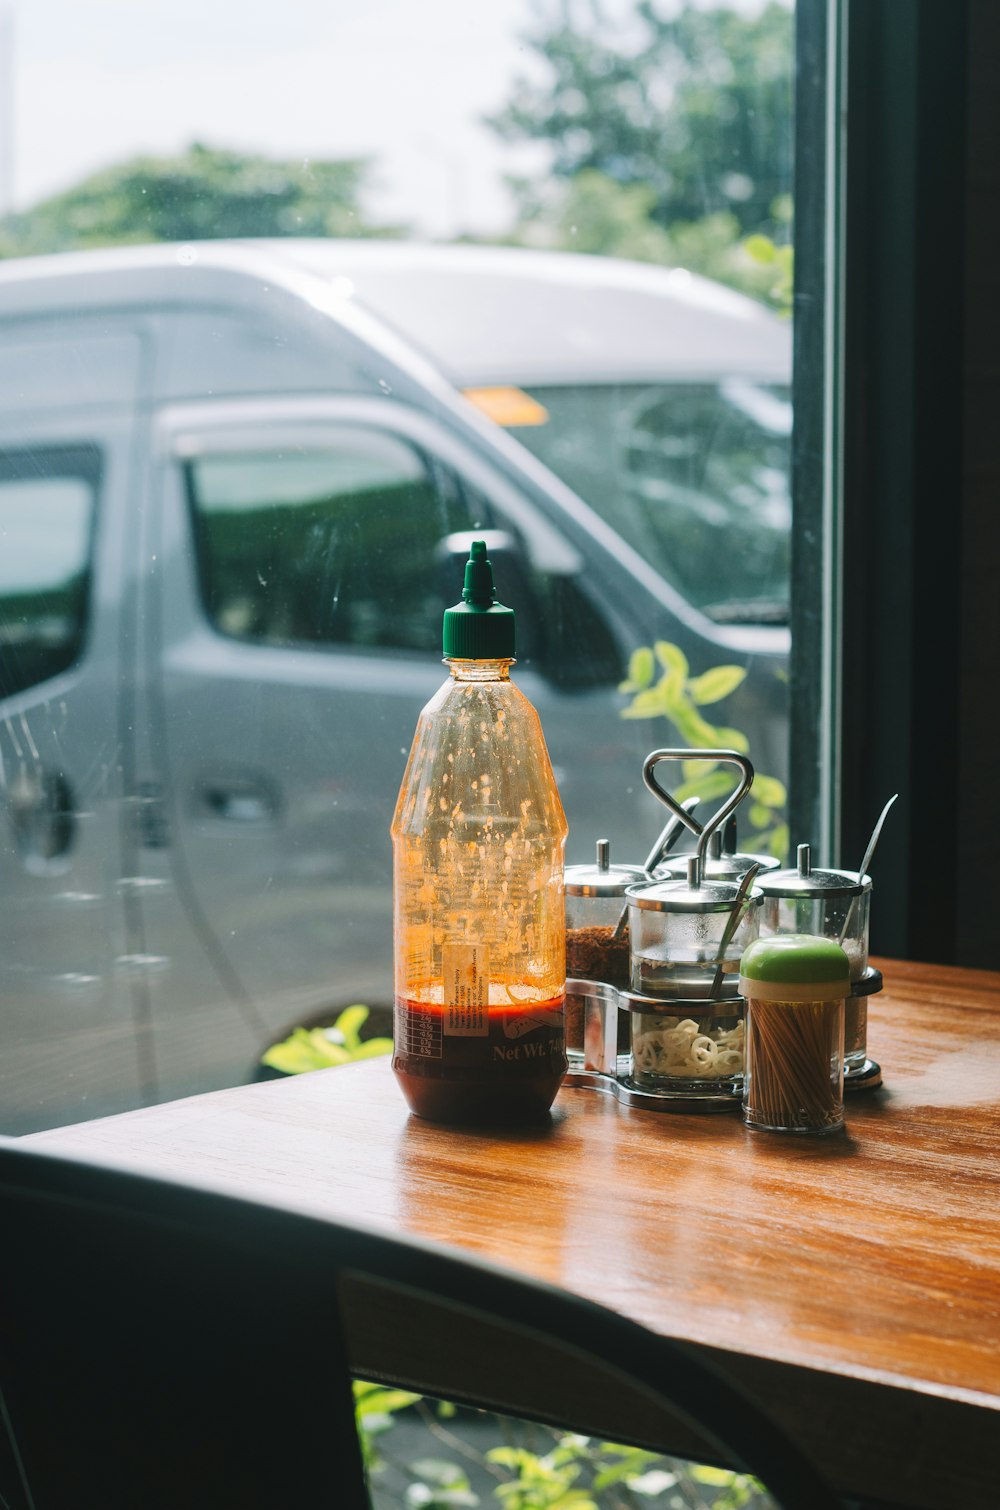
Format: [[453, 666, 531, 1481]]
[[564, 748, 887, 1114]]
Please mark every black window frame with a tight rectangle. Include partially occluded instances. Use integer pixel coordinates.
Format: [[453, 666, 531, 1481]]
[[791, 0, 982, 962]]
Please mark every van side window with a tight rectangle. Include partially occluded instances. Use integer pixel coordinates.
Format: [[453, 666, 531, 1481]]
[[510, 381, 791, 627], [185, 430, 474, 654], [0, 446, 99, 700]]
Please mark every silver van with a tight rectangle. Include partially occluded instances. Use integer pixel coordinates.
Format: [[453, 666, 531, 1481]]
[[0, 240, 790, 1132]]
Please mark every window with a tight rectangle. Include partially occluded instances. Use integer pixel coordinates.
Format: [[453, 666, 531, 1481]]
[[1, 0, 824, 1138], [0, 447, 99, 700], [186, 432, 473, 654]]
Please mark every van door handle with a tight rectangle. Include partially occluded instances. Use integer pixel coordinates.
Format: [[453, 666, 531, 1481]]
[[200, 777, 278, 823], [7, 768, 75, 864]]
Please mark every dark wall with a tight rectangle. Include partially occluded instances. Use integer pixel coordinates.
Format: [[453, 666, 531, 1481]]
[[837, 0, 999, 966], [956, 0, 1000, 964]]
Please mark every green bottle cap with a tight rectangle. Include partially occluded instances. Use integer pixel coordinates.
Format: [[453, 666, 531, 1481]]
[[739, 934, 851, 1002], [442, 540, 516, 660]]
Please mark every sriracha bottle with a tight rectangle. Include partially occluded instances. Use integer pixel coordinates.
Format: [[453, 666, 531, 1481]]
[[391, 541, 568, 1124]]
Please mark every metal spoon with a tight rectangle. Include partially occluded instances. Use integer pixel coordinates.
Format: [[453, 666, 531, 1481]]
[[709, 861, 761, 999], [610, 798, 700, 942], [838, 793, 898, 946]]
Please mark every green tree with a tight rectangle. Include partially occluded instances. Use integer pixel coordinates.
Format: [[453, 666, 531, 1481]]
[[504, 167, 792, 310], [489, 1, 793, 239], [0, 142, 404, 258]]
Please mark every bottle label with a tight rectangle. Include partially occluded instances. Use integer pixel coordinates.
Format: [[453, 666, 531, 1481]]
[[393, 989, 566, 1074], [502, 1003, 563, 1039], [441, 944, 489, 1036]]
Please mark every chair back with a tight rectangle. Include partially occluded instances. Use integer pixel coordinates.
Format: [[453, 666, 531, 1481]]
[[0, 1136, 843, 1510]]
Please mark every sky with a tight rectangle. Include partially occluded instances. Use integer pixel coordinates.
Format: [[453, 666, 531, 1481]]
[[1, 0, 552, 239]]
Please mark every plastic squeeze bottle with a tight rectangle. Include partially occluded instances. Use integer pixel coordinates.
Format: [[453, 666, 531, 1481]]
[[391, 541, 568, 1124]]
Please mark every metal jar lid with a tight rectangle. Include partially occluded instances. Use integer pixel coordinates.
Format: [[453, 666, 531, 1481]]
[[565, 839, 648, 898], [757, 843, 872, 901], [626, 874, 764, 916], [656, 820, 780, 883], [659, 850, 780, 883]]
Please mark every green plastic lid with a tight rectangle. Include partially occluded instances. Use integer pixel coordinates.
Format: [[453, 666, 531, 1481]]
[[442, 540, 516, 659], [739, 934, 850, 1002]]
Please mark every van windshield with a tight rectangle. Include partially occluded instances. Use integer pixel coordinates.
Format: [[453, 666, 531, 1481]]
[[502, 380, 791, 627]]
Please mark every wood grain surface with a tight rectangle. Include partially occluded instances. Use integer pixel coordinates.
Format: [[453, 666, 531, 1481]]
[[26, 957, 1000, 1508]]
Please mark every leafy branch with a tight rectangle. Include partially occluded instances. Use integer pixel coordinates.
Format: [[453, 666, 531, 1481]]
[[353, 1390, 771, 1510], [260, 1004, 392, 1075], [619, 641, 788, 859]]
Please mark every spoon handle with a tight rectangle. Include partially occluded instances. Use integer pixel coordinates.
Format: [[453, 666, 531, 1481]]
[[837, 793, 898, 947]]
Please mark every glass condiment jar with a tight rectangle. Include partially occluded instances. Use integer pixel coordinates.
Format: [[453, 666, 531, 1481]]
[[623, 991, 748, 1096], [741, 934, 849, 1136], [757, 844, 871, 1072], [565, 840, 645, 1072], [624, 859, 761, 1099], [566, 840, 646, 987], [391, 541, 568, 1125]]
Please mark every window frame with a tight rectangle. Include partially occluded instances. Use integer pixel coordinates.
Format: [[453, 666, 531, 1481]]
[[788, 0, 847, 869], [791, 0, 974, 960]]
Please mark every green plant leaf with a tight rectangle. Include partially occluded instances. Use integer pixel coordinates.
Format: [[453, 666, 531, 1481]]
[[486, 1448, 528, 1470], [618, 645, 655, 692], [690, 1465, 741, 1486], [354, 1385, 421, 1417], [687, 665, 747, 705], [666, 702, 725, 747], [764, 822, 790, 859], [591, 1451, 662, 1490], [682, 758, 721, 783], [261, 1007, 391, 1074], [654, 667, 687, 716], [653, 640, 689, 679], [707, 725, 751, 754], [260, 1028, 349, 1075], [673, 771, 737, 805], [744, 233, 777, 264], [750, 774, 787, 808], [619, 687, 668, 720], [332, 1003, 370, 1049]]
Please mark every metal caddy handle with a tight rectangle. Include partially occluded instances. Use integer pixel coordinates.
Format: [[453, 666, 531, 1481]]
[[641, 747, 755, 883]]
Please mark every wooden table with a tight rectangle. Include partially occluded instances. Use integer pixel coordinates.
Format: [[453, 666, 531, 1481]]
[[26, 958, 1000, 1509]]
